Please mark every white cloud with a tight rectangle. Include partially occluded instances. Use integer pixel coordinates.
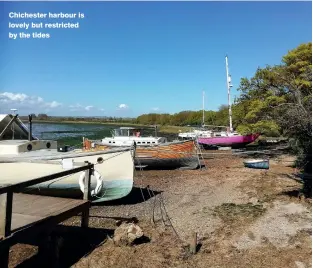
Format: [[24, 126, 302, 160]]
[[0, 92, 62, 111], [118, 104, 128, 109], [85, 105, 94, 111], [69, 103, 95, 112], [69, 103, 83, 111], [0, 91, 109, 115], [47, 101, 61, 108], [151, 107, 160, 111]]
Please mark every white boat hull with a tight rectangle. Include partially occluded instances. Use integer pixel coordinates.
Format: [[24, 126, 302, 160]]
[[0, 149, 135, 203]]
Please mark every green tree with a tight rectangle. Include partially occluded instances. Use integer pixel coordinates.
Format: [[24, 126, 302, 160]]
[[236, 42, 312, 195]]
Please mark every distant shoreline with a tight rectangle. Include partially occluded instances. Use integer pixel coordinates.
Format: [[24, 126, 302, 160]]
[[22, 119, 191, 134]]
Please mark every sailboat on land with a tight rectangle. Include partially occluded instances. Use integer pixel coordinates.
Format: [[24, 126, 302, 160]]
[[179, 56, 260, 148], [0, 114, 135, 203]]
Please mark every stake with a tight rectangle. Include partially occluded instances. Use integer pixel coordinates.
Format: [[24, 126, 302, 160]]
[[189, 231, 197, 254]]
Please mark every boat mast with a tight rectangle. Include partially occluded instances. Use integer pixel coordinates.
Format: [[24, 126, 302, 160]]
[[225, 55, 233, 132], [202, 90, 205, 127]]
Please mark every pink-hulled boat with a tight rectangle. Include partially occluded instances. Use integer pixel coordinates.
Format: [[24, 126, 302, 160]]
[[197, 133, 260, 148]]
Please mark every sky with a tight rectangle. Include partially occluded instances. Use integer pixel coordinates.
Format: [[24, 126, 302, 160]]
[[0, 1, 312, 117]]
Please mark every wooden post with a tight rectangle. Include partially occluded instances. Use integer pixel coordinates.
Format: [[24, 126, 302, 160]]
[[0, 191, 13, 267], [81, 161, 91, 228], [189, 231, 197, 254]]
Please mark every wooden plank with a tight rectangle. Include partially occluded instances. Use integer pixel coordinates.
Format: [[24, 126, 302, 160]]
[[0, 192, 13, 268], [0, 192, 13, 238], [11, 213, 45, 231], [12, 194, 85, 219], [11, 194, 87, 231], [0, 164, 93, 195], [0, 194, 90, 249], [82, 161, 91, 228], [83, 161, 91, 201]]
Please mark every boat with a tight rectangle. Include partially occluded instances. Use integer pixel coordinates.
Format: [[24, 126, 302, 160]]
[[178, 91, 214, 140], [100, 126, 167, 147], [192, 56, 259, 148], [0, 114, 135, 203], [243, 159, 269, 169], [88, 138, 200, 170], [134, 139, 200, 169], [198, 133, 260, 148]]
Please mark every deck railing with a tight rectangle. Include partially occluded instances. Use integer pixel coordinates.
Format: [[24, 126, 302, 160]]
[[0, 161, 94, 240]]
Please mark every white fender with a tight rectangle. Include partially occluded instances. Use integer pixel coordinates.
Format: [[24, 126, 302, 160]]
[[79, 169, 103, 196]]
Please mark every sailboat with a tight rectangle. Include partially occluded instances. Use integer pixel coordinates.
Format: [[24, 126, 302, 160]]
[[178, 56, 260, 148], [197, 56, 260, 148], [178, 91, 214, 140], [0, 114, 135, 203]]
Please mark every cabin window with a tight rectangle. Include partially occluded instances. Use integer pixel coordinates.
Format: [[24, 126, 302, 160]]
[[109, 141, 111, 143], [152, 142, 155, 144], [27, 144, 32, 151], [137, 142, 141, 144], [46, 142, 51, 149], [147, 142, 150, 144]]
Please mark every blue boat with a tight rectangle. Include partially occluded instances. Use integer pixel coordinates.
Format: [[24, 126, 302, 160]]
[[243, 159, 269, 169]]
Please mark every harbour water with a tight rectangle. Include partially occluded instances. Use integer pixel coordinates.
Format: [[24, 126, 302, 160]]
[[30, 122, 175, 147]]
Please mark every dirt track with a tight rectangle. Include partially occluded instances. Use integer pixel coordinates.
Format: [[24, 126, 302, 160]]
[[9, 154, 312, 268]]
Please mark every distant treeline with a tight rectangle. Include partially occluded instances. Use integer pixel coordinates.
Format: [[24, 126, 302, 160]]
[[19, 114, 136, 124], [19, 108, 234, 129]]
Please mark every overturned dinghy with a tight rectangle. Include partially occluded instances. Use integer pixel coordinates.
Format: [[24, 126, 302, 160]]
[[243, 159, 269, 170]]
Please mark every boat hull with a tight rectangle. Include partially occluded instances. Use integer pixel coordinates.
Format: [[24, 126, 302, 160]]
[[198, 134, 260, 148], [243, 159, 269, 169], [0, 149, 135, 203], [134, 140, 200, 170]]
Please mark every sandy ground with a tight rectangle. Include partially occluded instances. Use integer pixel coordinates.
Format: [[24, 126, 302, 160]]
[[8, 153, 312, 268]]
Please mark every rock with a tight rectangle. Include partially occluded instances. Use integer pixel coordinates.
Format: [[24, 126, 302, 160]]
[[295, 261, 306, 268], [113, 223, 144, 246], [249, 197, 259, 205]]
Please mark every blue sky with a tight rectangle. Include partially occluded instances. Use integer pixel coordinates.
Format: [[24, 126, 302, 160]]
[[0, 1, 311, 117]]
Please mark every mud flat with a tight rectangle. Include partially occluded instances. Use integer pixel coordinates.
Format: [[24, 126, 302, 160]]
[[8, 154, 312, 268]]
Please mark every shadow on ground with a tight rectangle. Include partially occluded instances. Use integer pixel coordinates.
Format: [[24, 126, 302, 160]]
[[281, 173, 312, 199], [93, 186, 162, 206], [16, 225, 113, 268], [22, 186, 162, 206]]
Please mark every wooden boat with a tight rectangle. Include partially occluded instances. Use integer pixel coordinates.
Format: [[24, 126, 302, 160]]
[[243, 159, 269, 169], [89, 139, 200, 170], [0, 114, 135, 203], [134, 140, 200, 169]]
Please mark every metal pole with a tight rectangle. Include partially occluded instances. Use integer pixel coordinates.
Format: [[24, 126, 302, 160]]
[[202, 90, 205, 127], [28, 114, 33, 141], [225, 56, 233, 132], [10, 109, 17, 140]]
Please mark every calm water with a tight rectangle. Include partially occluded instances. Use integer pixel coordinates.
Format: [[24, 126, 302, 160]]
[[30, 122, 174, 147]]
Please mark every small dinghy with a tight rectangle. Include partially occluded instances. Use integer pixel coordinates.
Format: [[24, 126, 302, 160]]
[[243, 159, 269, 169]]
